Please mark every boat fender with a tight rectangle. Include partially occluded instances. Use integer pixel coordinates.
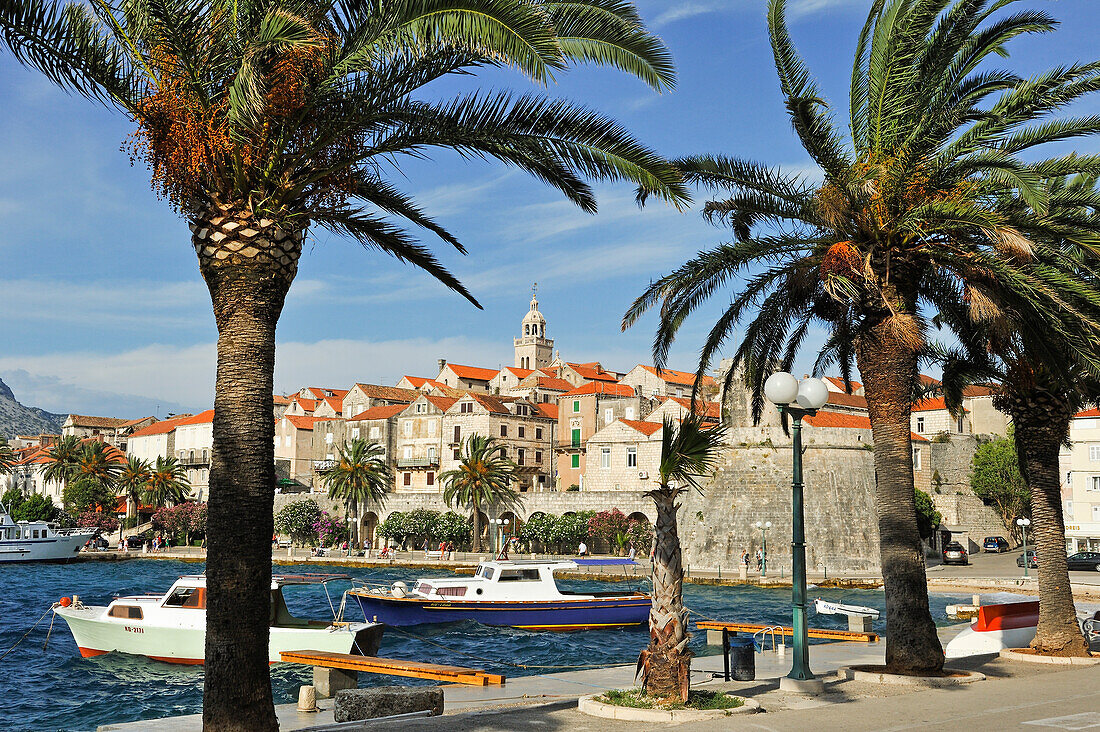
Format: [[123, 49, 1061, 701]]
[[58, 597, 72, 608], [391, 582, 408, 598]]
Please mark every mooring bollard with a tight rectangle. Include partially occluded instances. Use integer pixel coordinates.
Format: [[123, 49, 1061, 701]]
[[298, 685, 318, 713]]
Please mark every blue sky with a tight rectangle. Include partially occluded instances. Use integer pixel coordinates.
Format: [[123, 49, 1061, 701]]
[[1, 0, 1098, 417]]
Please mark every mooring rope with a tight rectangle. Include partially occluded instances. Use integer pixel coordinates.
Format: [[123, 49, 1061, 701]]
[[0, 603, 57, 662]]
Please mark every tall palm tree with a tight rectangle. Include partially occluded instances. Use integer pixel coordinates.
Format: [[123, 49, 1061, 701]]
[[0, 438, 14, 475], [42, 435, 83, 494], [0, 2, 686, 725], [636, 415, 726, 702], [318, 439, 389, 548], [440, 434, 519, 553], [72, 441, 124, 493], [938, 174, 1100, 657], [118, 456, 153, 520], [625, 0, 1100, 674], [144, 456, 192, 508]]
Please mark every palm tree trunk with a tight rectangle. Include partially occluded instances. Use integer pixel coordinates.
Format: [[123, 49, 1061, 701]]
[[642, 487, 691, 701], [196, 202, 302, 731], [1004, 388, 1089, 656], [351, 501, 360, 549], [471, 504, 482, 553], [857, 324, 944, 674]]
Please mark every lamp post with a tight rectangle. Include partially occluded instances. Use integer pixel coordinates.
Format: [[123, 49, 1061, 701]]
[[1017, 517, 1032, 578], [754, 521, 772, 576], [765, 372, 829, 695]]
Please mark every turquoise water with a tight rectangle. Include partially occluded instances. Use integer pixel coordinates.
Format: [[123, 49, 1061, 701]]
[[1, 560, 966, 731]]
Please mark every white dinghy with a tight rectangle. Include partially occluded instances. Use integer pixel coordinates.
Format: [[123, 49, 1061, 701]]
[[814, 598, 880, 619]]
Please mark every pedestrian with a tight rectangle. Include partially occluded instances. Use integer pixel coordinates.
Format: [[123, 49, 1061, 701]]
[[578, 540, 588, 557], [755, 549, 763, 571], [628, 543, 636, 561]]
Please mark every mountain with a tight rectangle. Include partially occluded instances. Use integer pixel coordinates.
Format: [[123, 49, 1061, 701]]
[[0, 377, 65, 438]]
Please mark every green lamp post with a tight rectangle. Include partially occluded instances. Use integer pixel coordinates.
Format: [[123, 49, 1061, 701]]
[[765, 372, 829, 695], [1017, 517, 1031, 578], [754, 520, 771, 576]]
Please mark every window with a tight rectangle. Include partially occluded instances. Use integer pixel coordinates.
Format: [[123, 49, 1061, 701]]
[[326, 453, 334, 461], [573, 400, 580, 413], [325, 432, 333, 444], [601, 447, 611, 468], [1090, 446, 1100, 462], [370, 426, 380, 439], [202, 449, 208, 462], [1067, 472, 1073, 489], [404, 421, 412, 436], [1091, 476, 1100, 492], [535, 427, 543, 439], [535, 450, 542, 464], [351, 427, 360, 439], [460, 402, 473, 413], [428, 420, 436, 435], [404, 446, 413, 460], [604, 408, 613, 425], [453, 449, 461, 460], [454, 425, 461, 443], [108, 605, 144, 619], [957, 415, 965, 432], [912, 446, 922, 471], [403, 472, 412, 486], [625, 407, 635, 420], [627, 447, 637, 468], [500, 425, 508, 437], [427, 472, 435, 486], [915, 417, 924, 433], [571, 454, 580, 469], [676, 388, 684, 398], [571, 428, 581, 447], [428, 447, 436, 462], [416, 402, 426, 413], [163, 587, 205, 609], [517, 448, 525, 465], [1066, 500, 1074, 519], [498, 569, 540, 581], [1094, 506, 1100, 521], [518, 426, 525, 438]]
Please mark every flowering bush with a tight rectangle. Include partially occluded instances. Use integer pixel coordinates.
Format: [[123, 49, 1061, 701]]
[[312, 511, 348, 546], [76, 510, 119, 533], [588, 509, 632, 554], [275, 499, 322, 545], [151, 502, 207, 544]]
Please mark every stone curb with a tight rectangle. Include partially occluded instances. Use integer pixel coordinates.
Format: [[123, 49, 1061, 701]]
[[999, 649, 1100, 665], [577, 694, 760, 722], [837, 666, 985, 687]]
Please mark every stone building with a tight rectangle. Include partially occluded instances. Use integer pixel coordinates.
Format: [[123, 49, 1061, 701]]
[[343, 383, 419, 417], [583, 420, 663, 492], [1059, 408, 1100, 553], [62, 414, 156, 451], [556, 381, 652, 490], [127, 414, 194, 465], [275, 414, 324, 485], [513, 292, 553, 370], [435, 362, 499, 392], [394, 394, 454, 493], [174, 410, 214, 500], [620, 365, 717, 400]]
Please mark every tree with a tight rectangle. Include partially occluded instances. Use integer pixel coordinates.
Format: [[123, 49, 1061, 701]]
[[440, 435, 519, 553], [63, 479, 117, 515], [0, 2, 686, 726], [517, 511, 556, 552], [377, 511, 410, 548], [144, 456, 191, 508], [72, 441, 124, 495], [318, 440, 389, 549], [312, 511, 348, 546], [624, 0, 1100, 675], [275, 499, 322, 546], [76, 510, 120, 534], [2, 488, 24, 514], [405, 508, 441, 548], [0, 437, 14, 475], [42, 435, 83, 494], [549, 511, 594, 553], [637, 415, 726, 702], [588, 509, 632, 555], [117, 456, 152, 519], [432, 511, 471, 548], [969, 434, 1030, 539], [13, 493, 58, 523], [914, 489, 941, 541]]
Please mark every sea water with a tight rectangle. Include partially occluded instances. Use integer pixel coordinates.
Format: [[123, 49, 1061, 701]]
[[0, 559, 967, 731]]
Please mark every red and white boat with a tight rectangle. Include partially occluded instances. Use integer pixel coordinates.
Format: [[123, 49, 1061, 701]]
[[945, 601, 1100, 658], [54, 574, 383, 664]]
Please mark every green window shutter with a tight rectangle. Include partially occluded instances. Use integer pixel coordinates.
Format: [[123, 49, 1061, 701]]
[[573, 400, 580, 412], [571, 428, 580, 447], [571, 454, 579, 469]]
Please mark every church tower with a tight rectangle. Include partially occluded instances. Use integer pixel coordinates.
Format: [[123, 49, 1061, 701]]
[[514, 285, 553, 370]]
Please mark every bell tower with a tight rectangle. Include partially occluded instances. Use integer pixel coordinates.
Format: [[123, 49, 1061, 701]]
[[514, 283, 553, 370]]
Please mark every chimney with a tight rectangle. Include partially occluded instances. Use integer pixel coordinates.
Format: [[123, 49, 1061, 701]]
[[438, 358, 447, 373]]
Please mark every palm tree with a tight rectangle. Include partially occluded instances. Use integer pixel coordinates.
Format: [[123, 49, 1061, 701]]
[[938, 175, 1100, 657], [0, 2, 686, 725], [73, 441, 124, 493], [0, 438, 14, 475], [144, 456, 191, 508], [318, 439, 389, 549], [440, 434, 519, 553], [625, 0, 1100, 674], [42, 435, 83, 494], [118, 456, 153, 520], [636, 415, 726, 702]]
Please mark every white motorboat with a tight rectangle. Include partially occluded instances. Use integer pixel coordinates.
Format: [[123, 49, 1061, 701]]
[[54, 574, 383, 664], [945, 601, 1100, 658], [814, 598, 880, 619], [0, 502, 97, 563]]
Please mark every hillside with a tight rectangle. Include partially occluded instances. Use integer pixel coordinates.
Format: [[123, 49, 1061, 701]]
[[0, 378, 65, 438]]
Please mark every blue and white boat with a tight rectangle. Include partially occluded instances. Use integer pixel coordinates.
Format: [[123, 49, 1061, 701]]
[[348, 560, 650, 631]]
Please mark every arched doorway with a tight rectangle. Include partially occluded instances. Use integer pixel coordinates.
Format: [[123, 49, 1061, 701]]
[[499, 511, 523, 551], [627, 511, 654, 555], [363, 511, 379, 549]]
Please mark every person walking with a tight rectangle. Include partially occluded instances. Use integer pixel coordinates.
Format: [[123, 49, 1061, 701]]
[[755, 549, 763, 572], [628, 543, 636, 561], [578, 540, 588, 558]]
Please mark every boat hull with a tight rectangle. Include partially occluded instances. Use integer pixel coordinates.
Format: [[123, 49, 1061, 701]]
[[55, 606, 383, 664], [351, 592, 650, 630], [0, 534, 93, 563]]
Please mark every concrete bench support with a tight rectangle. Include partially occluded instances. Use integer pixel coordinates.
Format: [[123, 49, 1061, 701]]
[[334, 686, 444, 723], [314, 666, 357, 698]]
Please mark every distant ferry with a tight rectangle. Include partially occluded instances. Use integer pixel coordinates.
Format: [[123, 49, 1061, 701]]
[[0, 503, 97, 563], [54, 574, 384, 664], [348, 559, 650, 631]]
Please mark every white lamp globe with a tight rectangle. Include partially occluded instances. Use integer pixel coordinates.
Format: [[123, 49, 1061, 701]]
[[764, 372, 799, 405], [765, 521, 772, 529], [796, 377, 830, 409]]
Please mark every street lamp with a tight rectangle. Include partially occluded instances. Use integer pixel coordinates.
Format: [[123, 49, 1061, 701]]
[[754, 521, 772, 576], [765, 372, 829, 695], [1017, 517, 1032, 578]]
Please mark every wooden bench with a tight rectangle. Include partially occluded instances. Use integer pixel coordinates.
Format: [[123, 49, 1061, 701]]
[[695, 621, 879, 643], [280, 650, 505, 697]]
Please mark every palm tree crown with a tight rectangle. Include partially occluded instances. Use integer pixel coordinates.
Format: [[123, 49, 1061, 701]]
[[144, 456, 191, 508], [440, 434, 519, 552], [42, 435, 83, 489], [118, 455, 153, 515], [0, 438, 15, 476], [319, 439, 390, 547]]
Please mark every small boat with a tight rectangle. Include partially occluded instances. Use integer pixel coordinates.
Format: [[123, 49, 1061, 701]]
[[0, 502, 98, 563], [348, 559, 650, 631], [814, 598, 880, 619], [54, 574, 383, 664], [945, 601, 1100, 658]]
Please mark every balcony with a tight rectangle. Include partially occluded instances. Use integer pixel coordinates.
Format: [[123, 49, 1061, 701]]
[[555, 441, 584, 451], [178, 454, 210, 467], [396, 457, 440, 469]]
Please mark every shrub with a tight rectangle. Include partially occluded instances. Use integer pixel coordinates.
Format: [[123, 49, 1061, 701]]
[[550, 511, 594, 553], [517, 512, 556, 552], [432, 511, 471, 547], [275, 499, 323, 546], [588, 509, 632, 555], [76, 510, 119, 533], [312, 511, 348, 546]]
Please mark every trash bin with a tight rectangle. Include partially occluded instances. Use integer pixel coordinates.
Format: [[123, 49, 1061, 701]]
[[727, 635, 755, 681]]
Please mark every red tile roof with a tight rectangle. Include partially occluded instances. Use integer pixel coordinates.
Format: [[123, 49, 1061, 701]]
[[1075, 407, 1100, 418], [305, 387, 350, 400], [534, 377, 574, 392], [400, 376, 432, 388], [348, 404, 407, 421], [177, 409, 215, 425], [912, 397, 967, 413], [825, 392, 868, 409], [65, 414, 133, 429], [321, 396, 343, 413], [118, 416, 155, 428], [805, 411, 928, 442], [919, 374, 942, 387], [273, 395, 294, 405], [128, 414, 195, 438], [351, 384, 421, 402], [419, 396, 455, 411], [620, 420, 663, 436], [293, 397, 317, 412], [570, 363, 619, 382], [962, 385, 998, 397], [284, 415, 322, 430], [825, 376, 862, 392], [443, 364, 499, 382], [468, 394, 510, 414], [498, 367, 534, 379], [660, 396, 721, 419], [639, 365, 716, 387], [537, 403, 558, 419], [561, 382, 636, 398]]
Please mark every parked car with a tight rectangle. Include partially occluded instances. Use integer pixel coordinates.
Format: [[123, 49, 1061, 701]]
[[983, 536, 1010, 553], [1016, 550, 1038, 568], [125, 535, 145, 549], [1066, 551, 1100, 572], [943, 542, 969, 566]]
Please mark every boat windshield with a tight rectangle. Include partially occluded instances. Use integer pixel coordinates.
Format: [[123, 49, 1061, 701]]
[[497, 569, 540, 582], [476, 566, 495, 580], [163, 587, 206, 609]]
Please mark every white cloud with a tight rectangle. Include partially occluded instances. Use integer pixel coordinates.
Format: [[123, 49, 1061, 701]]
[[646, 0, 864, 27]]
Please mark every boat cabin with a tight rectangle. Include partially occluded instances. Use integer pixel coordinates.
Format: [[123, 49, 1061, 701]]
[[407, 560, 589, 602]]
